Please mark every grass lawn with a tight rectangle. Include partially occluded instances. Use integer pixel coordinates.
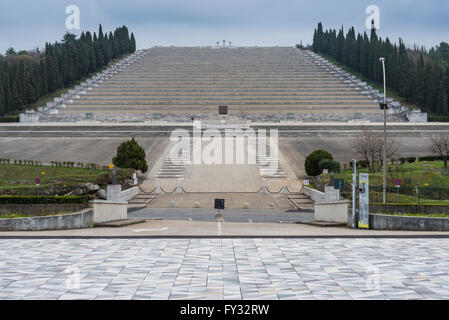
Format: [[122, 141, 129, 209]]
[[0, 213, 69, 219], [0, 214, 30, 219], [321, 161, 449, 188], [319, 161, 449, 204], [0, 164, 133, 189]]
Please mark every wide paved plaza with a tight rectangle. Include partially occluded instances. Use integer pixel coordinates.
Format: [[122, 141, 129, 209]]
[[1, 238, 449, 300]]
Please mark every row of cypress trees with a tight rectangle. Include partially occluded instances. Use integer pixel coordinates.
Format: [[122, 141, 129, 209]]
[[0, 25, 136, 117], [311, 22, 449, 117]]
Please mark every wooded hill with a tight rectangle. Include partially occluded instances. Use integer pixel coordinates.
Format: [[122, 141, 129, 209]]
[[0, 25, 136, 117], [311, 22, 449, 119]]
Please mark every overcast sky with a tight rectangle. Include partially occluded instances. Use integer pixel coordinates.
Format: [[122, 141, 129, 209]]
[[1, 0, 448, 53]]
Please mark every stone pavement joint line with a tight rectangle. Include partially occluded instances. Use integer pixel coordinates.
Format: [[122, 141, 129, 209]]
[[0, 238, 449, 300]]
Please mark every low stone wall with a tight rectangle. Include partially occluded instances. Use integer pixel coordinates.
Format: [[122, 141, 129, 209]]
[[122, 186, 140, 201], [303, 186, 339, 203], [0, 203, 88, 216], [91, 200, 128, 223], [370, 203, 449, 215], [36, 112, 408, 123], [370, 213, 449, 231], [315, 200, 350, 224], [0, 209, 94, 231]]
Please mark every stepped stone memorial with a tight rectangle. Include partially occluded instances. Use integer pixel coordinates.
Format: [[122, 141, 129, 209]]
[[23, 46, 426, 123], [8, 45, 441, 210]]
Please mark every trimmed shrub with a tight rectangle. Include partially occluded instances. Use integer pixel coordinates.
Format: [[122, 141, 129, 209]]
[[305, 150, 333, 176], [319, 159, 341, 173], [113, 137, 148, 173]]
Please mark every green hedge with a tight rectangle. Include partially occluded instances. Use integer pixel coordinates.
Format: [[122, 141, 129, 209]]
[[0, 115, 19, 123], [417, 155, 444, 162], [428, 114, 449, 122], [0, 196, 88, 204]]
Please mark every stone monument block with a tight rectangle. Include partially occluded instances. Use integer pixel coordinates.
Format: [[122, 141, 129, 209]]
[[107, 185, 122, 201]]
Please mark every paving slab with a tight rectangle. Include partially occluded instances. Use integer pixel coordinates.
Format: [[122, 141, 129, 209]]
[[0, 238, 448, 300]]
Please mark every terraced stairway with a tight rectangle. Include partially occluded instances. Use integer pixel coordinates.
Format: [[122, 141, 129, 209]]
[[61, 46, 383, 119], [287, 193, 315, 212], [128, 191, 158, 209]]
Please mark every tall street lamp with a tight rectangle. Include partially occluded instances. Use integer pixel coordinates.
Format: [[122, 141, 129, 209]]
[[379, 57, 387, 204]]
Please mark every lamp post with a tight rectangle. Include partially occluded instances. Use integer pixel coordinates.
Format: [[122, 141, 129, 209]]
[[352, 159, 357, 228], [379, 57, 387, 204]]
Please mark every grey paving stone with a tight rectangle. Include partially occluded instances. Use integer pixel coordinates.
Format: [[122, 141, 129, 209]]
[[0, 238, 449, 300]]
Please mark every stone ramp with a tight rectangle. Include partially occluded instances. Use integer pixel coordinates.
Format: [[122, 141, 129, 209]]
[[139, 133, 302, 193], [128, 191, 158, 210]]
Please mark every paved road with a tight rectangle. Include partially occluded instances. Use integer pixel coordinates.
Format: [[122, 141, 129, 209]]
[[129, 208, 314, 223], [1, 238, 449, 300]]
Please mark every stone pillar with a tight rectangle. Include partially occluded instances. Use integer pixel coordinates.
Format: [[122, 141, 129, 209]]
[[107, 184, 122, 201], [91, 184, 128, 223]]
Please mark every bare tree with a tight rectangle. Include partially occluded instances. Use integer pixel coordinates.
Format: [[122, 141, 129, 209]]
[[352, 126, 399, 172], [430, 134, 449, 168]]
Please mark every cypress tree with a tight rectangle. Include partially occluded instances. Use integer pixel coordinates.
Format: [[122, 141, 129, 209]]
[[39, 57, 48, 96], [1, 25, 136, 116], [437, 82, 448, 115], [130, 33, 136, 53], [0, 60, 5, 116], [336, 26, 345, 63]]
